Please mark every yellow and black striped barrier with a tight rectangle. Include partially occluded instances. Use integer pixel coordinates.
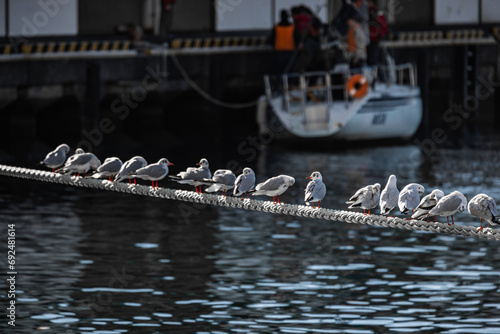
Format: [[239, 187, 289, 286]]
[[0, 40, 132, 55], [388, 28, 493, 47], [170, 35, 268, 49]]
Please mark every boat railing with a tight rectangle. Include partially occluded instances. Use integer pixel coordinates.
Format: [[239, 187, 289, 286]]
[[376, 62, 417, 88], [263, 62, 417, 113]]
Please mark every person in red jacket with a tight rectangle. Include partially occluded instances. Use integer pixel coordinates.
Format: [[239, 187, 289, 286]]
[[367, 0, 387, 67], [160, 0, 176, 42]]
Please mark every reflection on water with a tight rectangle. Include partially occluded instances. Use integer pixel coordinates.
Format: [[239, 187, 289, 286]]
[[1, 137, 500, 333]]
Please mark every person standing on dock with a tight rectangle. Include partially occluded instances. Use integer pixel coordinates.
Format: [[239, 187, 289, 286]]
[[290, 5, 322, 72], [272, 9, 296, 74], [160, 0, 176, 43]]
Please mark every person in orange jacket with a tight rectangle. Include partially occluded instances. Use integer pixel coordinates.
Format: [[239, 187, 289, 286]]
[[272, 9, 297, 74]]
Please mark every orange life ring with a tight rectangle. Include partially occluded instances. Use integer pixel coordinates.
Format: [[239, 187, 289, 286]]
[[347, 74, 369, 99]]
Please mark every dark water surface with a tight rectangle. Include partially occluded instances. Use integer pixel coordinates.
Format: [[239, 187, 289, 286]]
[[1, 133, 500, 333]]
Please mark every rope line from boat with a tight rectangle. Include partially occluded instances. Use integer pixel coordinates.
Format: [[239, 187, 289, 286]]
[[1, 164, 499, 242], [169, 53, 259, 109]]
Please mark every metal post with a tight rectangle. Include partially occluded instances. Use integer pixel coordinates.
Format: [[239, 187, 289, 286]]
[[325, 72, 332, 107], [282, 74, 289, 113], [300, 73, 306, 113]]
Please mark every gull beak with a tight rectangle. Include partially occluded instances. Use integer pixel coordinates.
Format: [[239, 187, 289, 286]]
[[196, 163, 200, 166], [169, 163, 174, 166], [306, 176, 311, 179]]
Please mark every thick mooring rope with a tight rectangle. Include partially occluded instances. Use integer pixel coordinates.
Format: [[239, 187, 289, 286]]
[[1, 164, 499, 241]]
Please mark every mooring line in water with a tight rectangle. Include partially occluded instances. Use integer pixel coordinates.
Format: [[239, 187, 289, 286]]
[[1, 164, 499, 242]]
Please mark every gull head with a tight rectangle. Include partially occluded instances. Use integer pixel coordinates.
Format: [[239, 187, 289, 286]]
[[282, 175, 295, 187], [242, 167, 255, 176], [307, 171, 323, 181], [159, 158, 174, 166], [430, 189, 445, 200], [197, 158, 209, 168], [58, 144, 70, 154]]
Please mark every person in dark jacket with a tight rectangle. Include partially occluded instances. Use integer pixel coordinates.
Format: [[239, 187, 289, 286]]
[[160, 0, 176, 42]]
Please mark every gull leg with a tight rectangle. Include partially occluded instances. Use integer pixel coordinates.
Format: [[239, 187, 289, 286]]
[[277, 196, 281, 204], [273, 196, 276, 204], [318, 201, 320, 209], [451, 215, 454, 225], [477, 218, 484, 231], [447, 216, 450, 225]]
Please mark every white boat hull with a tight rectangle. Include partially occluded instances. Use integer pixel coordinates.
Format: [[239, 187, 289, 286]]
[[264, 84, 422, 142]]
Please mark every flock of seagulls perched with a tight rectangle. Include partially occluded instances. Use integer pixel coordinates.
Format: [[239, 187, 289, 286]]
[[41, 144, 498, 230], [346, 175, 498, 230]]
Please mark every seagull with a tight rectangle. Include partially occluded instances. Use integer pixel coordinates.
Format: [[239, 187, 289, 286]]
[[304, 171, 326, 208], [251, 175, 295, 204], [114, 156, 148, 184], [130, 158, 173, 188], [91, 157, 123, 182], [233, 167, 256, 200], [427, 190, 467, 225], [379, 174, 399, 216], [346, 183, 381, 215], [398, 183, 425, 219], [40, 144, 70, 172], [411, 189, 445, 221], [170, 158, 211, 193], [203, 169, 236, 196], [468, 193, 499, 230], [61, 152, 101, 176]]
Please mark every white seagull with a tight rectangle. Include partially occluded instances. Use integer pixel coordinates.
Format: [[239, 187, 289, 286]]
[[91, 157, 123, 181], [398, 183, 425, 219], [204, 169, 236, 195], [40, 144, 70, 172], [61, 152, 101, 176], [251, 175, 295, 204], [411, 189, 445, 221], [468, 193, 499, 230], [347, 183, 381, 215], [130, 158, 173, 188], [304, 171, 326, 208], [233, 167, 256, 200], [170, 158, 212, 193], [427, 190, 467, 225], [114, 156, 148, 184], [379, 175, 399, 216]]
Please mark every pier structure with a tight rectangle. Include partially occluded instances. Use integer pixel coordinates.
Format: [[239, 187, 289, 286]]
[[0, 0, 499, 150]]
